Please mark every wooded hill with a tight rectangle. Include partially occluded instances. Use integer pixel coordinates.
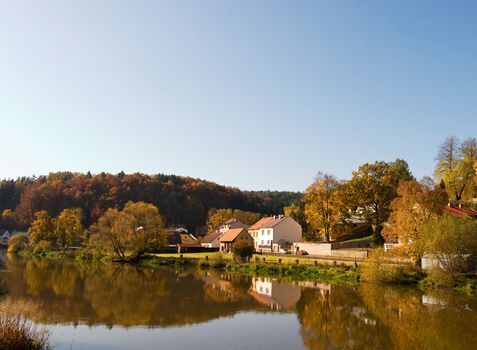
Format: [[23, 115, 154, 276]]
[[0, 172, 302, 233]]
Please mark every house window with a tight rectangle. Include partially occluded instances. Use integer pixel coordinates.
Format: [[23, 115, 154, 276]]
[[261, 240, 264, 245], [268, 230, 271, 235]]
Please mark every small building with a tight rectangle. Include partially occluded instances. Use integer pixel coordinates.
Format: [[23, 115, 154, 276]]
[[201, 231, 223, 248], [0, 230, 11, 241], [218, 218, 248, 234], [250, 216, 302, 253], [166, 228, 197, 247], [219, 228, 253, 253]]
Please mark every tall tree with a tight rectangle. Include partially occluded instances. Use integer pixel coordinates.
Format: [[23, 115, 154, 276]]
[[55, 208, 85, 247], [92, 201, 165, 261], [346, 160, 413, 230], [303, 172, 342, 241], [1, 209, 16, 231], [382, 180, 448, 262], [28, 211, 55, 245], [459, 137, 477, 199], [434, 136, 476, 201]]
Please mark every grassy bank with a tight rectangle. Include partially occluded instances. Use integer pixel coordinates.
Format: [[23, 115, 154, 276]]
[[11, 249, 477, 292]]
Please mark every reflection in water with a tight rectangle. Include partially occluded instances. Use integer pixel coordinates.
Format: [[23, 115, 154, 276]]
[[0, 253, 477, 350], [250, 277, 301, 310]]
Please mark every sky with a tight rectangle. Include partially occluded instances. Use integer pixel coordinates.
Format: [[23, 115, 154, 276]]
[[1, 1, 476, 191]]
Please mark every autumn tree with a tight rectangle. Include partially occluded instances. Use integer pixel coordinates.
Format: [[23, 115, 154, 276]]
[[28, 211, 55, 246], [92, 201, 165, 261], [303, 172, 342, 241], [55, 208, 85, 247], [420, 214, 477, 273], [284, 203, 309, 237], [207, 209, 261, 232], [382, 180, 448, 262], [435, 136, 477, 201], [346, 160, 413, 230], [1, 209, 16, 231]]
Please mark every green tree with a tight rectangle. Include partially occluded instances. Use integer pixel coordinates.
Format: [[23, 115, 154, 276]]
[[55, 208, 85, 247], [232, 242, 254, 262], [28, 211, 54, 246], [303, 172, 342, 241], [382, 180, 448, 263]]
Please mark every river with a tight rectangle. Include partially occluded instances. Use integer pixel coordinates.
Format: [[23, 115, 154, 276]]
[[0, 252, 476, 349]]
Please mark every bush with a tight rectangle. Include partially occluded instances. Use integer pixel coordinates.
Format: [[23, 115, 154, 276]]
[[232, 243, 254, 261], [360, 249, 422, 285], [0, 316, 51, 350], [419, 214, 477, 273], [33, 240, 52, 255], [7, 235, 28, 254]]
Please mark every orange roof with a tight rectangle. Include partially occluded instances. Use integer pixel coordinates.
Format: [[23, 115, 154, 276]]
[[248, 217, 274, 230], [219, 228, 247, 242]]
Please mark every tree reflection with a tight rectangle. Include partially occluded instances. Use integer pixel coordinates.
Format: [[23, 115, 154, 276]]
[[359, 284, 477, 350], [0, 256, 263, 327], [296, 285, 390, 349]]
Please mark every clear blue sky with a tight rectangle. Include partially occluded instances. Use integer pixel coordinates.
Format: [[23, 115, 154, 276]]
[[1, 1, 476, 191]]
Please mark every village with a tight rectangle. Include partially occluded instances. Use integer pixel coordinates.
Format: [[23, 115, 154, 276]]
[[160, 201, 477, 272]]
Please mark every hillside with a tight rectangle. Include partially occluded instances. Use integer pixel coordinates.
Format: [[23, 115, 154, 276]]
[[0, 172, 302, 233]]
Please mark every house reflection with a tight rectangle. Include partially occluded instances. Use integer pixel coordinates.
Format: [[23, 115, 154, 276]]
[[249, 277, 301, 311]]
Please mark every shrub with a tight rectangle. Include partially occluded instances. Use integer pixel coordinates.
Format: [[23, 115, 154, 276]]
[[7, 234, 28, 254], [360, 249, 422, 285], [232, 243, 254, 261], [0, 316, 51, 350], [419, 214, 477, 273]]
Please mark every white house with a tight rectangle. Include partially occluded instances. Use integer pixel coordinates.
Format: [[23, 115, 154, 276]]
[[201, 218, 248, 248], [250, 216, 302, 253], [249, 277, 301, 311]]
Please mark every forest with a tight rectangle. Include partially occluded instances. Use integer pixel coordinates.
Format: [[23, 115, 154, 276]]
[[0, 172, 301, 233]]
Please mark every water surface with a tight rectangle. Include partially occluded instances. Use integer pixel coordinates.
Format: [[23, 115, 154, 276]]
[[0, 252, 476, 349]]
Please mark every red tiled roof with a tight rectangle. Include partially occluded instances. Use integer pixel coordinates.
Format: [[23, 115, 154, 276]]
[[249, 217, 274, 230], [219, 228, 247, 242], [262, 216, 288, 229], [443, 205, 477, 218]]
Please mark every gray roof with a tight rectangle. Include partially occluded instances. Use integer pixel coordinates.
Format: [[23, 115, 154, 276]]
[[202, 231, 222, 244]]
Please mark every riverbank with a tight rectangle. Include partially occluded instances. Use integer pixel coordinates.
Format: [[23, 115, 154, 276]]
[[5, 249, 477, 294]]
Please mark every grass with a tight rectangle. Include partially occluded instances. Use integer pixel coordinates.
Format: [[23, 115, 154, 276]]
[[341, 234, 373, 243], [225, 263, 359, 283], [0, 316, 51, 350], [153, 252, 342, 265]]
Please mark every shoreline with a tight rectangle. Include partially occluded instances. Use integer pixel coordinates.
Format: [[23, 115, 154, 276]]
[[3, 249, 477, 295]]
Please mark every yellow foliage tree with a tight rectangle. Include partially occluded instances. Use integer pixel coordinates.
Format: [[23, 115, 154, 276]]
[[382, 180, 448, 262]]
